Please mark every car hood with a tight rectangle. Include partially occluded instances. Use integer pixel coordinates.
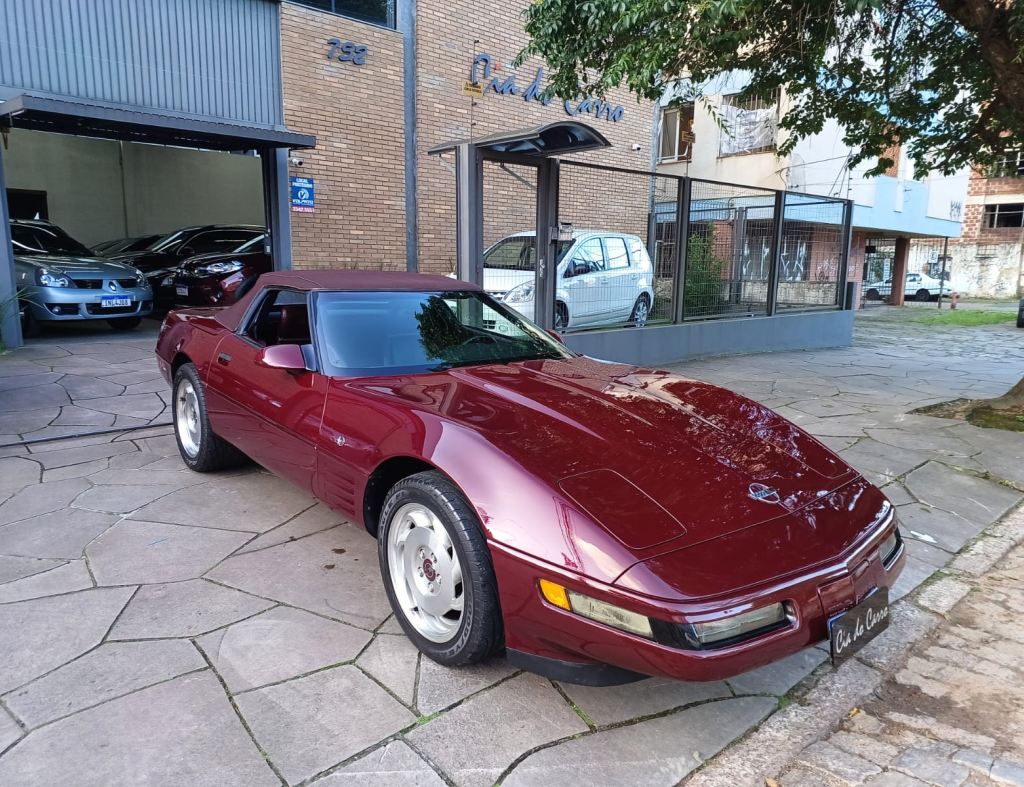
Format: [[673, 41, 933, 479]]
[[180, 251, 267, 272], [105, 251, 175, 271], [482, 268, 534, 294], [14, 253, 141, 277], [349, 356, 858, 553]]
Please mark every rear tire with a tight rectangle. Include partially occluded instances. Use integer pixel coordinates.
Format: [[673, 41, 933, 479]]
[[865, 288, 880, 301], [108, 317, 142, 331], [630, 294, 651, 327], [378, 470, 503, 666], [172, 363, 245, 472]]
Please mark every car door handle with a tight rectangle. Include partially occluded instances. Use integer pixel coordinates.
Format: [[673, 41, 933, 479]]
[[217, 352, 232, 365]]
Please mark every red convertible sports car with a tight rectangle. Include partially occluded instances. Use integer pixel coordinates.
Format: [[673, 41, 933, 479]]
[[156, 271, 904, 685]]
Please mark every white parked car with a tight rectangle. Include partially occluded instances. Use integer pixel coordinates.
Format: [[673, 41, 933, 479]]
[[481, 231, 655, 331], [864, 272, 949, 302]]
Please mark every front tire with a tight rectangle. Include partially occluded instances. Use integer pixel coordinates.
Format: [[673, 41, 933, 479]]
[[172, 363, 245, 472], [865, 288, 881, 301], [378, 471, 502, 665], [915, 288, 931, 302], [19, 303, 41, 339], [553, 302, 569, 332]]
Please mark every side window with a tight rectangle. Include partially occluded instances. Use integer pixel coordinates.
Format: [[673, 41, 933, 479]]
[[628, 237, 651, 269], [604, 237, 630, 269], [244, 289, 311, 347], [566, 238, 605, 277]]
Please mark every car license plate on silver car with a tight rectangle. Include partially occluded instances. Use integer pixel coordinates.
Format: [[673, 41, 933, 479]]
[[175, 286, 188, 296], [828, 588, 889, 664], [101, 297, 132, 308]]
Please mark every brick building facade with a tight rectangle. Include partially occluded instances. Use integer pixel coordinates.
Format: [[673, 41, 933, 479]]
[[278, 0, 655, 275], [932, 167, 1024, 298]]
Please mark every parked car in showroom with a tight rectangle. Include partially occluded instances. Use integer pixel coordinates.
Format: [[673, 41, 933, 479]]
[[482, 231, 655, 330], [171, 234, 270, 307], [156, 270, 904, 685], [91, 233, 162, 256], [864, 271, 949, 301], [106, 224, 266, 308], [11, 219, 153, 337]]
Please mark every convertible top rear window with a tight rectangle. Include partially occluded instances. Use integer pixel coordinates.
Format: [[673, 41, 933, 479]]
[[313, 290, 571, 376]]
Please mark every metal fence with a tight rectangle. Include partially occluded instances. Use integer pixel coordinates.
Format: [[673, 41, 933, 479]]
[[550, 162, 851, 334]]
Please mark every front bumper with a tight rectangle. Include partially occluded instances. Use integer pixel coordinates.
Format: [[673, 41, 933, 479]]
[[491, 523, 905, 684], [22, 285, 154, 322]]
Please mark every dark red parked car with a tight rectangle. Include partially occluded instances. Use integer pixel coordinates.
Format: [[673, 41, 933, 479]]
[[172, 241, 271, 307], [156, 271, 904, 684]]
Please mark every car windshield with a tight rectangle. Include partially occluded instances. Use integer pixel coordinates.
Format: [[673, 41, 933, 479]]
[[148, 229, 193, 253], [314, 290, 572, 376], [235, 234, 267, 253], [10, 224, 94, 256], [482, 237, 572, 270]]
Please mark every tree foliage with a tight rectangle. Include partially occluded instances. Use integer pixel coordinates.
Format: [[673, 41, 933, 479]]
[[521, 0, 1024, 175]]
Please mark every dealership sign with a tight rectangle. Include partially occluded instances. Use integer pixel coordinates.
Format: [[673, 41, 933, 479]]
[[469, 54, 625, 123], [290, 177, 315, 213]]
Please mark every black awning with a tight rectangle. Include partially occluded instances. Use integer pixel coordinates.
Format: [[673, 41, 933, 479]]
[[429, 121, 610, 157], [0, 93, 315, 151]]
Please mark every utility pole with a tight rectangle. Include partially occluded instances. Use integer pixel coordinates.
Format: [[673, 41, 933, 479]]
[[937, 237, 949, 309]]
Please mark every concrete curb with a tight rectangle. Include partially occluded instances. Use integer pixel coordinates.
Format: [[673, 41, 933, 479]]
[[684, 503, 1024, 787]]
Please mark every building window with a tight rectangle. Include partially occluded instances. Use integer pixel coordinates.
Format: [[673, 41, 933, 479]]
[[990, 149, 1024, 178], [719, 92, 778, 157], [659, 105, 695, 163], [983, 203, 1024, 229], [290, 0, 395, 28]]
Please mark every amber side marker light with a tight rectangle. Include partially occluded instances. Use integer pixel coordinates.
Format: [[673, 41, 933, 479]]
[[538, 579, 653, 638], [538, 578, 571, 610]]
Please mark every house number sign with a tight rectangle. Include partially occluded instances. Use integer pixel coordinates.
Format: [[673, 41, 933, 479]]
[[326, 38, 368, 65]]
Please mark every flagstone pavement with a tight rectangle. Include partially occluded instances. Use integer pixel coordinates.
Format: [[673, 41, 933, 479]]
[[0, 309, 1020, 786]]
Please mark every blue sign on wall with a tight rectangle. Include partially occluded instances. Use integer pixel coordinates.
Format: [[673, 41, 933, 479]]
[[290, 176, 315, 213]]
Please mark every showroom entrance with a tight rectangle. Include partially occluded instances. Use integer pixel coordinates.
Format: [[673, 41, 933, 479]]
[[0, 94, 314, 347]]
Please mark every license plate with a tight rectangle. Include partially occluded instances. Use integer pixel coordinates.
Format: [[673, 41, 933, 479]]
[[175, 285, 188, 296], [100, 297, 132, 308], [828, 588, 889, 664]]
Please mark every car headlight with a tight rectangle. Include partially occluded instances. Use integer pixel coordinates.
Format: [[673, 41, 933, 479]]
[[504, 282, 535, 304], [539, 579, 653, 638], [880, 528, 902, 567], [36, 269, 72, 288], [688, 603, 789, 646], [196, 260, 244, 276]]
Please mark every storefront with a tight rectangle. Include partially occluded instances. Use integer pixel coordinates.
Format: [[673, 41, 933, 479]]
[[0, 0, 315, 348]]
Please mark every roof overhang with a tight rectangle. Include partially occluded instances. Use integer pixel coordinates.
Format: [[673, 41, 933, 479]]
[[428, 121, 610, 158], [0, 93, 315, 151]]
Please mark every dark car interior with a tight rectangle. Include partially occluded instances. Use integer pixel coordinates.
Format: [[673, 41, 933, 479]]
[[246, 291, 311, 347]]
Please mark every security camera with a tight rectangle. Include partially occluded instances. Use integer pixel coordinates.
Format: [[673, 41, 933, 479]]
[[289, 156, 304, 167], [631, 143, 643, 152]]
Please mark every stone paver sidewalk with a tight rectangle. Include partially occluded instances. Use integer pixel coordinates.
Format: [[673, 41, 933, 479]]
[[0, 327, 166, 445], [0, 308, 1021, 786], [771, 510, 1024, 787]]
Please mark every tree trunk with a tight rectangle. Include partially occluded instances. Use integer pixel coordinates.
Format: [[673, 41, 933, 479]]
[[986, 376, 1024, 410]]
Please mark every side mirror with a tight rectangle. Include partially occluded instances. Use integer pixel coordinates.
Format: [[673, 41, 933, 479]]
[[568, 261, 588, 277], [179, 246, 196, 257], [546, 328, 564, 344], [256, 343, 307, 373]]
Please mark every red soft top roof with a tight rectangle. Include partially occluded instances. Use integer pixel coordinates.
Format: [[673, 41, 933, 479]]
[[214, 269, 478, 331]]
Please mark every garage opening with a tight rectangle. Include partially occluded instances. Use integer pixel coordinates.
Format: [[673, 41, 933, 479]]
[[0, 94, 314, 348]]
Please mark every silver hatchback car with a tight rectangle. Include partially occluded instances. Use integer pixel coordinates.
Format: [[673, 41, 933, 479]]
[[11, 220, 154, 336]]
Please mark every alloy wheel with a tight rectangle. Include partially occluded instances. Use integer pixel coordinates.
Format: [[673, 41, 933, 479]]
[[387, 502, 464, 643], [175, 379, 202, 459]]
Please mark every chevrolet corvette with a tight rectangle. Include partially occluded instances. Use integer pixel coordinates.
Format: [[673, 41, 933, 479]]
[[156, 271, 904, 685]]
